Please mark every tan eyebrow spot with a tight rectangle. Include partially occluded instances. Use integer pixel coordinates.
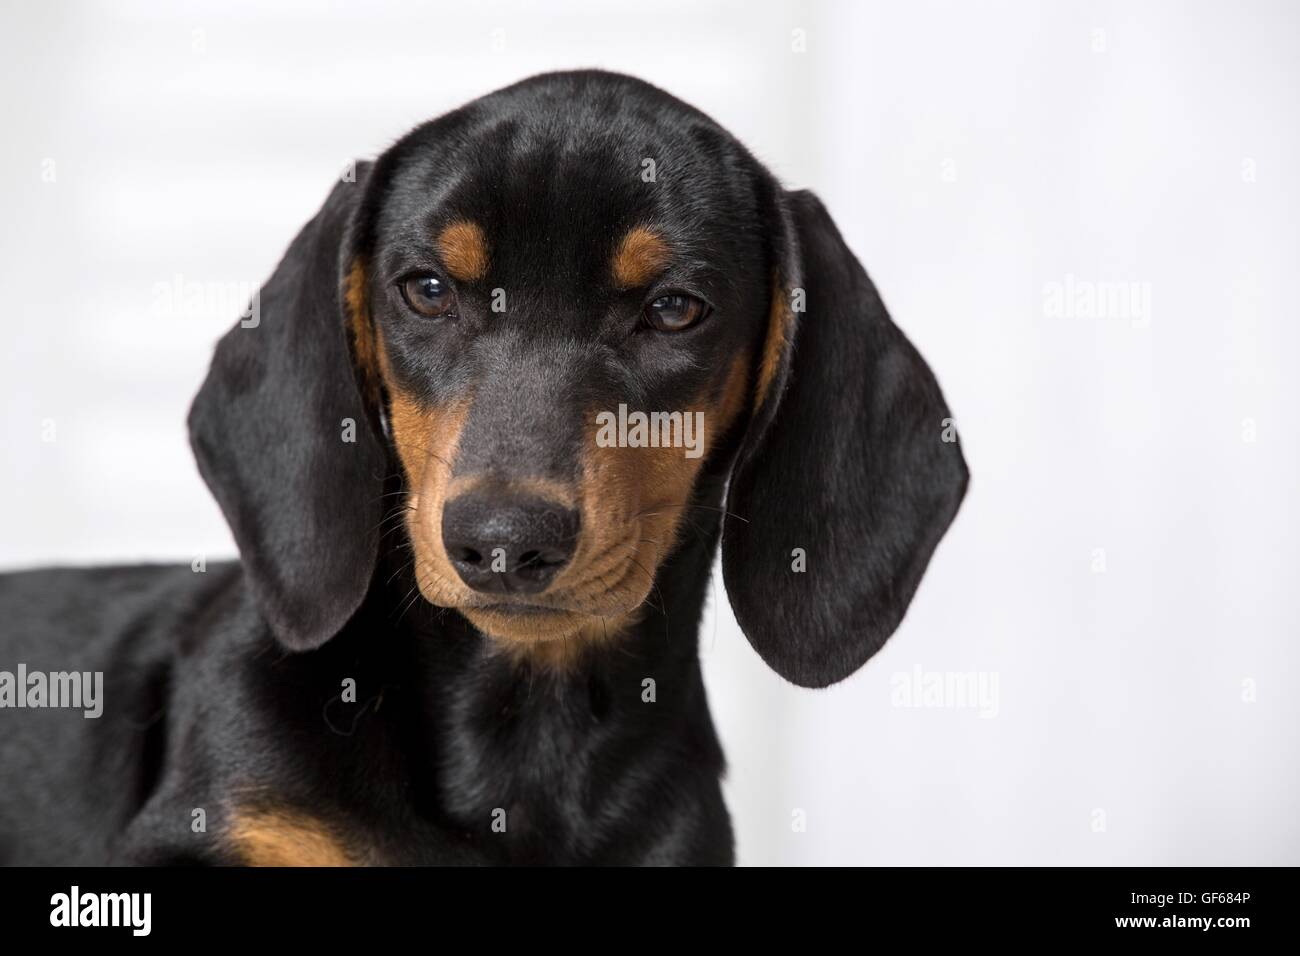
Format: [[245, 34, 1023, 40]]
[[437, 220, 490, 282], [611, 226, 670, 289]]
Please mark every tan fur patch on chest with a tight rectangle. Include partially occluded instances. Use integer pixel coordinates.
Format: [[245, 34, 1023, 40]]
[[227, 806, 364, 867]]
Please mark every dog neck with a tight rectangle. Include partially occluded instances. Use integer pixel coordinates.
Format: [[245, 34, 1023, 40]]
[[332, 474, 731, 860]]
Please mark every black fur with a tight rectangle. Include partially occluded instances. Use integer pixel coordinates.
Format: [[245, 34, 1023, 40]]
[[0, 71, 967, 865]]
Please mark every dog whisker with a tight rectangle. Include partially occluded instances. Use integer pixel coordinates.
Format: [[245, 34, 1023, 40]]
[[632, 503, 750, 524]]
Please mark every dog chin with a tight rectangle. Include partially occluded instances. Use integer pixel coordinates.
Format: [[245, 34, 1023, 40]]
[[459, 605, 597, 644]]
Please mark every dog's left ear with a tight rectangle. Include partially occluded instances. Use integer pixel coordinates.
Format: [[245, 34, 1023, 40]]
[[722, 187, 969, 688], [188, 164, 387, 651]]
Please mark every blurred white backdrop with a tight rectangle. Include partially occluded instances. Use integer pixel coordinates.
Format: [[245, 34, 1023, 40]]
[[1, 0, 1297, 865]]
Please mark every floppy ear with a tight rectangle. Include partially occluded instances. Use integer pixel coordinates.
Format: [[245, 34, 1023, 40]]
[[722, 188, 969, 688], [188, 165, 388, 651]]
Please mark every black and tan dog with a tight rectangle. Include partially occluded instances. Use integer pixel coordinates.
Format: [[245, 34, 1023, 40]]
[[0, 71, 967, 865]]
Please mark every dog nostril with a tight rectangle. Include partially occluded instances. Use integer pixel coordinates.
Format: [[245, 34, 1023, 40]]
[[515, 548, 567, 581], [455, 546, 484, 566]]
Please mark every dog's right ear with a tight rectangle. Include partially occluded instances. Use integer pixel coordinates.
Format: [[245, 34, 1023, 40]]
[[188, 163, 388, 652]]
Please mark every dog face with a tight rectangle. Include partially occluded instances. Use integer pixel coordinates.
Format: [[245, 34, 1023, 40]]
[[355, 80, 767, 644], [189, 71, 968, 687]]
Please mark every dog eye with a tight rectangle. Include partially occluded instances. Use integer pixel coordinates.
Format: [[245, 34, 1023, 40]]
[[643, 294, 710, 332], [400, 274, 457, 318]]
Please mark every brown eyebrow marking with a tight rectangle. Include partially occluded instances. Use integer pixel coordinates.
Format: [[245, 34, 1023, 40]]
[[437, 220, 490, 282], [611, 226, 670, 289]]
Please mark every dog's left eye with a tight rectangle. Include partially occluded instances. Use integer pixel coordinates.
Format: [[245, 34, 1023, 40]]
[[400, 274, 458, 318], [643, 294, 710, 332]]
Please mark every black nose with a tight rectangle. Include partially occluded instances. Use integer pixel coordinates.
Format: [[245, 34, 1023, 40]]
[[441, 492, 579, 595]]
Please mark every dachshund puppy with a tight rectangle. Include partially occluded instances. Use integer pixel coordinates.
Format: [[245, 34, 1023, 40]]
[[0, 70, 967, 865]]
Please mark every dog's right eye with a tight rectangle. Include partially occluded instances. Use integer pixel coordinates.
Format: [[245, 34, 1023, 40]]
[[400, 274, 458, 318], [643, 293, 710, 333]]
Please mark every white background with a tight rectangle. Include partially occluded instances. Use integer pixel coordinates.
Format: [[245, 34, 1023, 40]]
[[2, 0, 1297, 865]]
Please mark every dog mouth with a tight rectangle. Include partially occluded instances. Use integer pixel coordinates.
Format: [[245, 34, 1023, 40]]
[[457, 601, 602, 645], [473, 601, 563, 616]]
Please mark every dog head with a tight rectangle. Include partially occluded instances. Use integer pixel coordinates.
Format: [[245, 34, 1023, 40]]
[[189, 71, 968, 687]]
